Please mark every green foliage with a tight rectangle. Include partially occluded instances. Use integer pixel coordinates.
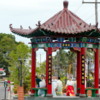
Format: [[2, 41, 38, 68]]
[[0, 33, 31, 93], [9, 42, 30, 85], [23, 72, 31, 93], [86, 49, 94, 59], [52, 49, 76, 77], [0, 33, 17, 75], [13, 85, 18, 94], [66, 51, 76, 74], [36, 61, 46, 76], [8, 42, 31, 93], [53, 49, 68, 68]]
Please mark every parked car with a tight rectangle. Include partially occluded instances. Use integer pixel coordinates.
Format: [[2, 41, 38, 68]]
[[0, 68, 6, 78]]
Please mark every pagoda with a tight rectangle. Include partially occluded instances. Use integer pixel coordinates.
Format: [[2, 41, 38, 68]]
[[10, 1, 100, 97]]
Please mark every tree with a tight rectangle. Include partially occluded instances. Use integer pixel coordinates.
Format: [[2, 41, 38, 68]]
[[36, 61, 46, 76], [52, 49, 77, 80], [86, 49, 94, 59], [8, 42, 31, 87], [0, 33, 16, 75], [52, 49, 68, 77], [66, 50, 76, 75]]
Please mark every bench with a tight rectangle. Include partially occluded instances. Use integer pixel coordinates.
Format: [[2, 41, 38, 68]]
[[85, 88, 99, 97], [32, 88, 47, 97], [77, 88, 99, 97]]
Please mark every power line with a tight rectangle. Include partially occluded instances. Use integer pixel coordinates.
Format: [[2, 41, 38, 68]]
[[82, 0, 100, 27]]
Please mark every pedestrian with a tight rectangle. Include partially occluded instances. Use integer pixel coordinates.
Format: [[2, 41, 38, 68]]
[[56, 76, 63, 96], [7, 80, 11, 99], [72, 78, 76, 95], [66, 76, 75, 96], [38, 75, 46, 96], [52, 76, 58, 96], [7, 80, 11, 91], [36, 76, 41, 87]]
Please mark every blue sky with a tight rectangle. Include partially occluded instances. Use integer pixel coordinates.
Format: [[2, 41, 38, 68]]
[[0, 0, 100, 62]]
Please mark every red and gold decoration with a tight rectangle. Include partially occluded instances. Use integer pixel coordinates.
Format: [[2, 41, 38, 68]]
[[48, 54, 52, 84], [81, 55, 85, 85]]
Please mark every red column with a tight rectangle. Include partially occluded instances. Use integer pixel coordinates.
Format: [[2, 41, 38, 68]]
[[31, 48, 36, 93], [94, 49, 99, 93], [80, 48, 86, 96], [77, 51, 81, 95], [46, 47, 52, 95]]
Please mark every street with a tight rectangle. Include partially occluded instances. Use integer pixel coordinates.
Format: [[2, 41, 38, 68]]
[[0, 81, 8, 100]]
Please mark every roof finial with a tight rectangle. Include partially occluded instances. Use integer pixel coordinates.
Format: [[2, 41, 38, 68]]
[[63, 1, 68, 9], [20, 25, 23, 29]]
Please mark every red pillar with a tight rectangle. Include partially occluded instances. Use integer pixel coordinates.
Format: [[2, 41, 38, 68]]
[[94, 49, 99, 93], [80, 48, 86, 96], [46, 47, 52, 95], [77, 51, 81, 95], [31, 48, 36, 93]]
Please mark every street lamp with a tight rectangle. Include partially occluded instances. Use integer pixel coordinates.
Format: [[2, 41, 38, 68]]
[[16, 63, 20, 84], [18, 58, 23, 87], [17, 58, 25, 100]]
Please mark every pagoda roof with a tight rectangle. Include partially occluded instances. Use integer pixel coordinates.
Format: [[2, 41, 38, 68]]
[[10, 1, 98, 38]]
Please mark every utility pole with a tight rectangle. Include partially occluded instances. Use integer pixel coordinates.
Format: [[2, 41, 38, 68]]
[[82, 0, 100, 27]]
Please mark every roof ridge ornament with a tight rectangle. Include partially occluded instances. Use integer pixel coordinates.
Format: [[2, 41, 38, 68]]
[[20, 25, 23, 29], [9, 24, 13, 29], [96, 22, 98, 28], [63, 0, 68, 9], [29, 26, 31, 30], [36, 21, 41, 28]]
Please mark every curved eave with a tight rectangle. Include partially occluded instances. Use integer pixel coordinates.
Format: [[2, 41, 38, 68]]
[[11, 29, 35, 38], [10, 24, 39, 38], [9, 24, 49, 38], [9, 24, 100, 38], [80, 30, 100, 38], [41, 27, 96, 35], [42, 29, 100, 38]]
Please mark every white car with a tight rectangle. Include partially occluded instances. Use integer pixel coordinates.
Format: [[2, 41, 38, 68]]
[[0, 71, 6, 77]]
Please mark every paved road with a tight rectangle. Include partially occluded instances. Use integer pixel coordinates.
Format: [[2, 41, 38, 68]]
[[0, 81, 8, 100]]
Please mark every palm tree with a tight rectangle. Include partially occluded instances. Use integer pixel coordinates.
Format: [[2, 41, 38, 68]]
[[66, 51, 76, 77], [52, 49, 68, 76], [52, 49, 77, 76]]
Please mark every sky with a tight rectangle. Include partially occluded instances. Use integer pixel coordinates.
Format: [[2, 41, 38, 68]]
[[0, 0, 100, 62]]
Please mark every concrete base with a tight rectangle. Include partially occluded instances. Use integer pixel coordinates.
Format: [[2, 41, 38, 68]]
[[53, 96, 79, 98], [2, 99, 10, 100], [1, 99, 13, 100], [79, 94, 86, 97], [46, 94, 53, 97], [30, 93, 35, 96], [25, 97, 100, 100]]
